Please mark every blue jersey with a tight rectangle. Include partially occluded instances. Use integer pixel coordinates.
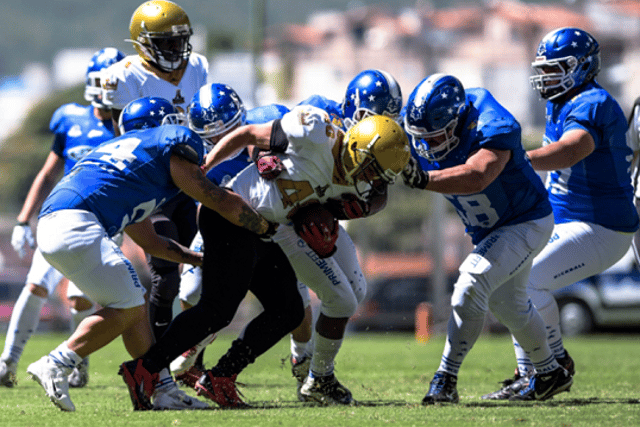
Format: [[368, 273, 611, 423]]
[[205, 104, 290, 186], [410, 88, 552, 245], [40, 125, 205, 237], [49, 103, 115, 174], [543, 81, 639, 232], [297, 94, 345, 130]]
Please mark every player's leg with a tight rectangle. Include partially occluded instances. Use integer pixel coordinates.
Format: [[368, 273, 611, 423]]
[[66, 281, 95, 388], [1, 249, 63, 387]]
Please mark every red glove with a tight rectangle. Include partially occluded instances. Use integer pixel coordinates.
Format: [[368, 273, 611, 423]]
[[257, 154, 284, 180], [326, 193, 370, 220], [297, 220, 339, 258]]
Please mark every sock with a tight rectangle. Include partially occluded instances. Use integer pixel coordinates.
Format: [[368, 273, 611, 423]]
[[290, 336, 310, 360], [309, 335, 342, 377], [1, 287, 47, 363], [49, 341, 82, 370], [148, 303, 173, 340], [529, 287, 566, 359], [69, 306, 96, 331], [155, 368, 175, 392], [511, 309, 559, 375], [212, 339, 255, 377], [437, 311, 484, 376]]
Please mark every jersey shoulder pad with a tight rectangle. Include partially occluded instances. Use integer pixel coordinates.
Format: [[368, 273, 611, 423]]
[[49, 103, 90, 133]]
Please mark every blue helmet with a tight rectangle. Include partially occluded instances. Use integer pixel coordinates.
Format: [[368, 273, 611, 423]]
[[118, 96, 182, 134], [187, 83, 246, 149], [341, 69, 403, 129], [404, 74, 467, 162], [529, 27, 601, 101], [84, 47, 125, 108]]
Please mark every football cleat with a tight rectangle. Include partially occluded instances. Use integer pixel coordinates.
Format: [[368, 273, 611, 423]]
[[152, 381, 210, 410], [481, 372, 531, 400], [557, 350, 576, 377], [175, 364, 206, 389], [0, 358, 17, 388], [290, 355, 311, 402], [27, 355, 75, 412], [509, 367, 572, 401], [170, 333, 217, 376], [68, 357, 89, 388], [119, 359, 159, 411], [299, 373, 354, 406], [195, 371, 248, 408], [422, 371, 459, 404]]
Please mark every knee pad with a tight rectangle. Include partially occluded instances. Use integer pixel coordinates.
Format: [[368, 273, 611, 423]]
[[149, 267, 180, 307], [451, 278, 488, 321]]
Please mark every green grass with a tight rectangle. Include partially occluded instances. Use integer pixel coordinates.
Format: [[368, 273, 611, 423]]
[[1, 331, 639, 426]]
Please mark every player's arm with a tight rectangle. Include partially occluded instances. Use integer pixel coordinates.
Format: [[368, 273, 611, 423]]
[[124, 217, 203, 266], [527, 129, 595, 171], [16, 151, 65, 224], [170, 154, 276, 237], [203, 122, 273, 172], [424, 147, 510, 195]]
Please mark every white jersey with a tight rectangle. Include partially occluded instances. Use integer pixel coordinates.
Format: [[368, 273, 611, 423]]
[[228, 105, 358, 224], [101, 53, 208, 113]]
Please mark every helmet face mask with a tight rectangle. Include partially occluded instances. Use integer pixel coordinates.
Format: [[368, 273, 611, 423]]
[[529, 27, 600, 101], [129, 0, 193, 73], [84, 48, 125, 108], [341, 69, 403, 130], [187, 83, 246, 152], [404, 73, 466, 162], [343, 115, 411, 198]]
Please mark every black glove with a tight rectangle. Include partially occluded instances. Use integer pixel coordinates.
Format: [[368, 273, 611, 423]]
[[402, 157, 429, 190]]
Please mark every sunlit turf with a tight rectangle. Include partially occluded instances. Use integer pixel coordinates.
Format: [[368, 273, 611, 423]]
[[1, 331, 639, 426]]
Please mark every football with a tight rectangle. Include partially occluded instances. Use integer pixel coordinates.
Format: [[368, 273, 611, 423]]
[[291, 202, 339, 258], [292, 202, 336, 234]]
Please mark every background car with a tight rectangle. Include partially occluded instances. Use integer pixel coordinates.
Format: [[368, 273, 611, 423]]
[[348, 273, 457, 332]]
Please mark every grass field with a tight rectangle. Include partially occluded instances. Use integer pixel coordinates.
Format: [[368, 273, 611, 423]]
[[1, 331, 639, 427]]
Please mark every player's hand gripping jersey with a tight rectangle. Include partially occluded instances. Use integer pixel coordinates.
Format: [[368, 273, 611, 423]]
[[40, 125, 204, 237]]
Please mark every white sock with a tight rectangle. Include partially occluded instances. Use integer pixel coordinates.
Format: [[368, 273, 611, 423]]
[[1, 287, 46, 363], [309, 335, 342, 377], [437, 311, 484, 376], [529, 287, 566, 359], [290, 336, 310, 360], [155, 368, 176, 392], [511, 309, 559, 375], [49, 341, 82, 370], [69, 306, 96, 331]]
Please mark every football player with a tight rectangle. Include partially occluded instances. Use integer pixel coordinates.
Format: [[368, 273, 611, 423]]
[[169, 83, 294, 386], [402, 73, 571, 403], [27, 96, 274, 412], [483, 27, 638, 400], [1, 48, 124, 389], [286, 68, 403, 399], [119, 105, 411, 408], [101, 0, 208, 344]]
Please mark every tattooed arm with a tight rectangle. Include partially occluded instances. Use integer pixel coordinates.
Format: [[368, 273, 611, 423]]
[[170, 154, 274, 236], [125, 217, 203, 266]]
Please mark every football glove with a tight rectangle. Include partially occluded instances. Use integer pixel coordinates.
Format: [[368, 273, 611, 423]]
[[256, 152, 284, 180], [326, 193, 370, 220], [11, 223, 35, 258], [402, 156, 430, 190], [297, 221, 338, 258]]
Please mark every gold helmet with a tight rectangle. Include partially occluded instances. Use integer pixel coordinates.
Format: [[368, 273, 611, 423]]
[[343, 115, 411, 197], [128, 0, 193, 72]]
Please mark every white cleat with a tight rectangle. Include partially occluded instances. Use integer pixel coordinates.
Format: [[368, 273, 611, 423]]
[[0, 358, 18, 388], [153, 381, 210, 410], [68, 357, 89, 388], [27, 356, 75, 412], [170, 333, 217, 376]]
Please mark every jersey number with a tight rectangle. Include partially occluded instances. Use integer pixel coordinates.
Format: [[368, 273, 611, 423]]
[[276, 179, 315, 209], [447, 193, 500, 228], [95, 137, 142, 171]]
